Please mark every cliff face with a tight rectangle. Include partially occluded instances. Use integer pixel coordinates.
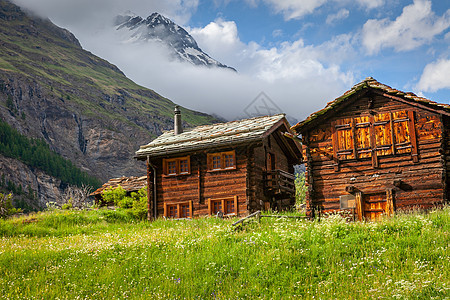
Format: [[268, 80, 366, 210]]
[[0, 0, 218, 205], [0, 154, 63, 209]]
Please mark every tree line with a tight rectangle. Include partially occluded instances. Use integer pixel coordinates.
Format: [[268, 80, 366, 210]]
[[0, 119, 101, 189]]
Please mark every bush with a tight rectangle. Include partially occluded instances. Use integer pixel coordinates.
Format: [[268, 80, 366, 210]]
[[0, 192, 22, 218], [102, 185, 126, 206], [130, 188, 148, 220], [101, 186, 147, 220], [295, 172, 307, 210]]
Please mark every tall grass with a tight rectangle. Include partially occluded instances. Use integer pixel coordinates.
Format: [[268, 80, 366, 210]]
[[0, 207, 448, 299]]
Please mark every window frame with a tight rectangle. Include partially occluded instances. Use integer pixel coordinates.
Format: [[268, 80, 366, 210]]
[[207, 150, 236, 172], [162, 156, 191, 176], [208, 196, 238, 216], [164, 201, 193, 219]]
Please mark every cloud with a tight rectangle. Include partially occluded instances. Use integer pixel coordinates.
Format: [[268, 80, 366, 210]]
[[326, 8, 349, 25], [355, 0, 383, 9], [244, 0, 382, 20], [81, 16, 354, 121], [12, 0, 354, 122], [261, 0, 327, 20], [416, 59, 450, 92], [272, 29, 283, 38], [362, 0, 450, 55], [12, 0, 199, 30]]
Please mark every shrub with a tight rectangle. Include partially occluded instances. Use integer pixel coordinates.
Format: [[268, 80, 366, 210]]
[[0, 192, 22, 218], [295, 172, 307, 209], [101, 186, 147, 220], [130, 188, 148, 220], [101, 185, 126, 206]]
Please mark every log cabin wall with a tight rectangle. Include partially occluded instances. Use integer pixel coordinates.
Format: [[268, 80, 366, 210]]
[[445, 116, 450, 203], [251, 133, 295, 211], [304, 93, 446, 217], [152, 146, 249, 218]]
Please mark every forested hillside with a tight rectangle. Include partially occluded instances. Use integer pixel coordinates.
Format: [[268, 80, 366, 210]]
[[0, 0, 218, 206]]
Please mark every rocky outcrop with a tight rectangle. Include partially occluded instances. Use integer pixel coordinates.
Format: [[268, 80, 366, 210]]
[[0, 154, 63, 209], [0, 0, 219, 205]]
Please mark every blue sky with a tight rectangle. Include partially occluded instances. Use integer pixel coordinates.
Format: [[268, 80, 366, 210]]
[[13, 0, 450, 120], [187, 0, 450, 104]]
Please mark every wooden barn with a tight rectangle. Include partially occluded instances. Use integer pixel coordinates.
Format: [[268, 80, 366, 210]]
[[291, 77, 449, 221], [135, 109, 302, 219]]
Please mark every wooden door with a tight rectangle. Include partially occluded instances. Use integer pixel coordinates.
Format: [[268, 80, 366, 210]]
[[363, 193, 387, 221]]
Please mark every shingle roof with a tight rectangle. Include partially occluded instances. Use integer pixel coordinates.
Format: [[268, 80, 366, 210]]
[[90, 176, 147, 196], [292, 77, 450, 132], [135, 114, 286, 158]]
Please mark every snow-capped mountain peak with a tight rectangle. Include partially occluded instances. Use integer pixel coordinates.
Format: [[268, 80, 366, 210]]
[[114, 12, 236, 71]]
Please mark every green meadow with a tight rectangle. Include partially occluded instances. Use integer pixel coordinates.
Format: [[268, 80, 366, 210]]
[[0, 207, 448, 299]]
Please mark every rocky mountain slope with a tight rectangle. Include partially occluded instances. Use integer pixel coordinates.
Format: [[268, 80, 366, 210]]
[[0, 0, 218, 205], [114, 11, 236, 71]]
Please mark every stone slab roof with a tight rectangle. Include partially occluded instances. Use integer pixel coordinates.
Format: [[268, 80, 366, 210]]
[[90, 176, 147, 196], [292, 77, 450, 132], [136, 114, 286, 158]]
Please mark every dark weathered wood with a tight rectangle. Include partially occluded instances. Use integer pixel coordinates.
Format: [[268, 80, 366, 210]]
[[232, 210, 261, 226], [295, 91, 448, 220]]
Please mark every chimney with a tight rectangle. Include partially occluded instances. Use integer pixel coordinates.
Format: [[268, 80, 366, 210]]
[[174, 105, 183, 135]]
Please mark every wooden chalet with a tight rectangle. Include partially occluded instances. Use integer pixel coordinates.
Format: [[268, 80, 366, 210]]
[[135, 110, 302, 220], [90, 176, 147, 205], [291, 77, 450, 221]]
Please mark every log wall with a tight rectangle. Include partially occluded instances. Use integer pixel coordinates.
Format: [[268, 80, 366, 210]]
[[251, 132, 295, 211], [152, 146, 249, 218], [303, 94, 447, 216]]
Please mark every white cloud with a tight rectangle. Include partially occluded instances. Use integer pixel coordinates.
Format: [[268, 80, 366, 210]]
[[417, 59, 450, 92], [12, 0, 199, 30], [12, 0, 355, 121], [82, 17, 354, 121], [272, 29, 283, 38], [326, 8, 349, 25], [355, 0, 383, 9], [261, 0, 327, 20], [244, 0, 382, 20], [362, 0, 450, 55]]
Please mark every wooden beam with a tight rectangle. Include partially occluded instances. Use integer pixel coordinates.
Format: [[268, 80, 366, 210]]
[[373, 89, 450, 117], [408, 110, 419, 163], [331, 121, 340, 171], [369, 114, 379, 168], [355, 192, 363, 221], [386, 188, 394, 216], [295, 89, 370, 133], [146, 157, 152, 221]]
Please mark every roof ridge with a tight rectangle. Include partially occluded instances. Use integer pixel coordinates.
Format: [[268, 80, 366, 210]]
[[292, 77, 449, 131], [139, 114, 285, 150]]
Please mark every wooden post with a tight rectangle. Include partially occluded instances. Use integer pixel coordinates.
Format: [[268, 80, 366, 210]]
[[408, 110, 419, 163], [355, 192, 363, 221], [369, 115, 379, 168], [389, 112, 396, 155], [197, 158, 202, 203], [331, 121, 340, 171], [386, 188, 394, 216], [146, 157, 153, 221]]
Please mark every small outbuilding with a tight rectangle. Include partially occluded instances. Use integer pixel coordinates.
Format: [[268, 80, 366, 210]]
[[135, 110, 302, 219], [90, 176, 147, 205], [291, 77, 449, 221]]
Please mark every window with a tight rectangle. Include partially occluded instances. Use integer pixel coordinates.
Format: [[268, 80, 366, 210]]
[[164, 201, 193, 218], [332, 110, 418, 168], [208, 196, 238, 216], [207, 151, 236, 171], [163, 156, 190, 176]]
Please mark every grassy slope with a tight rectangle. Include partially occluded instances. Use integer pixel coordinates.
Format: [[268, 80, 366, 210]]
[[0, 208, 448, 299], [0, 1, 216, 132]]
